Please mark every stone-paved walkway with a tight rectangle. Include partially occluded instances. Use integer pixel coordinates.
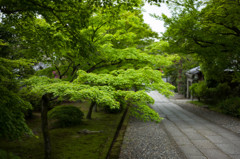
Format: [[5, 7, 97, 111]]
[[149, 91, 240, 159], [119, 91, 240, 159]]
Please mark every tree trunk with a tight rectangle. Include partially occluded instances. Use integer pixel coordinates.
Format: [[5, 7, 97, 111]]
[[41, 94, 51, 159], [94, 104, 98, 112], [87, 101, 96, 119], [133, 86, 138, 92]]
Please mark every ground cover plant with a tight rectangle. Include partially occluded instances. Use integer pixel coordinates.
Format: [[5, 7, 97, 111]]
[[189, 97, 240, 118], [189, 81, 240, 117]]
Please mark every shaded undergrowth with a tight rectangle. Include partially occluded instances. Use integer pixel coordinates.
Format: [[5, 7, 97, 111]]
[[0, 101, 124, 159]]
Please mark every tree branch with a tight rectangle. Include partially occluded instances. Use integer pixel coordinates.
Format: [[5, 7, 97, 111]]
[[86, 60, 106, 73], [192, 38, 211, 48], [61, 62, 73, 78], [91, 21, 108, 42], [216, 22, 240, 36], [55, 65, 62, 79]]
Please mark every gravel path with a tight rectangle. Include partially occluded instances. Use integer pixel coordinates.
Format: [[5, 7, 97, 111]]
[[119, 117, 186, 159], [119, 92, 186, 159]]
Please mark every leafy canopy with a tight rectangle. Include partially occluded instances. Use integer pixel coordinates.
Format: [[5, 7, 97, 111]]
[[161, 0, 240, 82]]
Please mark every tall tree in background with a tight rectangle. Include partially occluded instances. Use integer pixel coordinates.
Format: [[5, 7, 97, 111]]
[[0, 23, 34, 139], [1, 0, 160, 80], [161, 0, 240, 82]]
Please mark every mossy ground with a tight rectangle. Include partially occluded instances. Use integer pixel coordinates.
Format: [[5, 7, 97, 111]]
[[0, 102, 124, 159]]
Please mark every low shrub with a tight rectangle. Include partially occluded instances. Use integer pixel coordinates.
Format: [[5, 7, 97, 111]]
[[208, 83, 231, 100], [218, 97, 240, 117], [190, 81, 231, 101], [190, 81, 208, 101], [48, 105, 84, 128]]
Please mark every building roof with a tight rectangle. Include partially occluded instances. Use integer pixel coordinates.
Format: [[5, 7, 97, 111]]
[[186, 66, 200, 75]]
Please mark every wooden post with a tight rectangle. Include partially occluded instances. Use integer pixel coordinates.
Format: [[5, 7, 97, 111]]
[[41, 94, 51, 159], [178, 59, 183, 94]]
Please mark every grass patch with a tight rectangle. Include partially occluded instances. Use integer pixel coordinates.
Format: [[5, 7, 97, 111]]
[[0, 101, 124, 159], [188, 101, 208, 107]]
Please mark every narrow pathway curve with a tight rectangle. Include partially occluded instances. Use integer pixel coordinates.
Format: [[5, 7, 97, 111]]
[[149, 91, 240, 159]]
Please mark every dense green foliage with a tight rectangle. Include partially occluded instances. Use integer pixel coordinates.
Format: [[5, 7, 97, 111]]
[[0, 87, 33, 140], [218, 97, 240, 117], [0, 57, 33, 139], [48, 105, 84, 128], [162, 0, 240, 83], [190, 81, 232, 101], [0, 0, 162, 80], [159, 0, 240, 118], [76, 67, 174, 96], [190, 81, 240, 116], [24, 69, 174, 122], [190, 81, 209, 101]]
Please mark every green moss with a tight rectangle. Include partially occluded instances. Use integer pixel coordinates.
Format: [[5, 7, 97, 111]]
[[0, 101, 124, 159]]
